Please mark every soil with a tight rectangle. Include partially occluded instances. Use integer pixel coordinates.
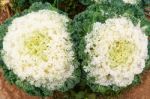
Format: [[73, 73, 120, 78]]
[[0, 7, 150, 99], [0, 69, 42, 99], [1, 69, 150, 99], [145, 7, 150, 19], [0, 9, 9, 24], [102, 70, 150, 99]]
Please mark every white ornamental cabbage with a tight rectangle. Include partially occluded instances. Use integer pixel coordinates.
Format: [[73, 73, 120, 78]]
[[2, 10, 76, 90], [122, 0, 139, 4], [84, 17, 148, 87]]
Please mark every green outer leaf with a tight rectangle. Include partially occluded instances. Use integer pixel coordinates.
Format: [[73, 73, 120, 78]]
[[72, 3, 150, 95], [79, 0, 94, 5], [79, 0, 143, 7], [0, 2, 80, 96], [10, 0, 55, 13], [143, 0, 150, 5]]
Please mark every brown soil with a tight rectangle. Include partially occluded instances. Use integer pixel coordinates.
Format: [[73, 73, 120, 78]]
[[101, 70, 150, 99], [120, 71, 150, 99], [0, 8, 150, 99], [0, 69, 42, 99], [1, 69, 150, 99], [0, 9, 9, 24]]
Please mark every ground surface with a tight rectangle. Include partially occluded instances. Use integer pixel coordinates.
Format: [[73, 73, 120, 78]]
[[0, 5, 150, 99], [0, 69, 150, 99]]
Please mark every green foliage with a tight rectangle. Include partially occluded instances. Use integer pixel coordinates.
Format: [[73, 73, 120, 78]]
[[72, 3, 150, 95], [10, 0, 29, 12], [79, 0, 143, 7], [0, 2, 80, 96], [10, 0, 55, 13], [64, 90, 97, 99], [79, 0, 94, 6], [143, 0, 150, 5], [10, 0, 86, 19]]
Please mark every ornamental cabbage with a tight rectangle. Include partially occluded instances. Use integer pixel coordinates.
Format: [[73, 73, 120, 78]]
[[0, 2, 80, 96], [71, 3, 150, 94]]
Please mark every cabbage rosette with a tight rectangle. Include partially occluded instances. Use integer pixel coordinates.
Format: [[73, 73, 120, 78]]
[[0, 2, 80, 96], [71, 4, 150, 94]]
